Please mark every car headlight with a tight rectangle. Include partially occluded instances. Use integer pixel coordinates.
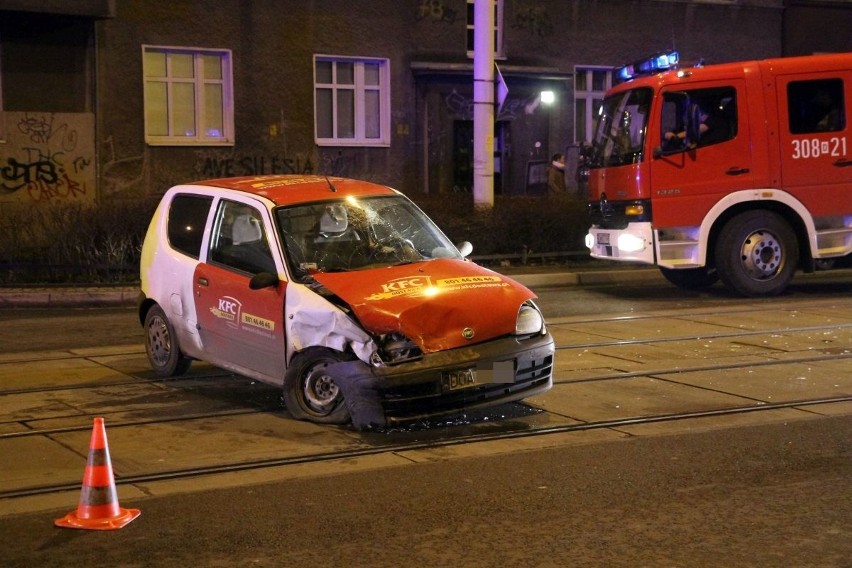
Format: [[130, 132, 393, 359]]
[[515, 302, 545, 336]]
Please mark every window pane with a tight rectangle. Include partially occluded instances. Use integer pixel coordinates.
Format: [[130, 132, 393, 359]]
[[575, 70, 587, 91], [365, 90, 380, 139], [316, 60, 332, 84], [316, 88, 333, 138], [172, 53, 195, 78], [203, 54, 222, 80], [204, 84, 223, 137], [173, 83, 196, 136], [337, 62, 354, 85], [337, 89, 354, 138], [575, 99, 586, 142], [592, 70, 607, 91], [364, 62, 380, 86], [145, 81, 168, 136], [145, 51, 166, 77]]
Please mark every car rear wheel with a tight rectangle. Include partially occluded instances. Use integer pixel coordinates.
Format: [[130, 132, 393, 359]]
[[144, 305, 191, 377], [283, 347, 352, 424], [714, 210, 798, 297]]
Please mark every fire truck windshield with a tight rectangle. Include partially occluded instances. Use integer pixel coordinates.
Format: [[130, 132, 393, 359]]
[[590, 87, 653, 168]]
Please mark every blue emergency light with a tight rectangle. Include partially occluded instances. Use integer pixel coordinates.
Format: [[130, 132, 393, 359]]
[[616, 51, 679, 82]]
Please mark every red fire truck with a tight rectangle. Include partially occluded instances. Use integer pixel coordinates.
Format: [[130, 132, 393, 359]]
[[585, 52, 851, 296]]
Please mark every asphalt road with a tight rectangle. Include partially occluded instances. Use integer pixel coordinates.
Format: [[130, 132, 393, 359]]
[[1, 416, 849, 567], [1, 274, 850, 567]]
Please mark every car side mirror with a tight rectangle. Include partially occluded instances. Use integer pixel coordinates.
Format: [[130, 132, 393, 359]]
[[456, 241, 473, 258], [249, 272, 279, 290]]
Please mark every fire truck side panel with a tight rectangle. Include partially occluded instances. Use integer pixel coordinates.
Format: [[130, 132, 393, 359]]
[[587, 53, 852, 294]]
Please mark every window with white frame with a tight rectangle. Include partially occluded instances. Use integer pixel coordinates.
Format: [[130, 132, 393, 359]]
[[314, 56, 390, 147], [466, 0, 504, 58], [574, 67, 614, 144], [142, 46, 234, 146]]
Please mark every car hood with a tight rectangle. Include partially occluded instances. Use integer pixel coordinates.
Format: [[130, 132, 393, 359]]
[[312, 259, 536, 353]]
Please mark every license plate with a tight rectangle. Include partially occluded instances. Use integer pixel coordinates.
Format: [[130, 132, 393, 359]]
[[597, 233, 610, 245], [443, 369, 478, 391]]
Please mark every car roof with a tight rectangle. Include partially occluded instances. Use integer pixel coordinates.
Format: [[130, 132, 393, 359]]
[[192, 175, 399, 206]]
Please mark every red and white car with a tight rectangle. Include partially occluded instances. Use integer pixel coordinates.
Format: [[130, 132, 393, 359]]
[[138, 175, 554, 429]]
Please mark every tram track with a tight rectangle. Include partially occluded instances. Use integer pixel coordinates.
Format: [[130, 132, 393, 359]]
[[3, 394, 850, 501]]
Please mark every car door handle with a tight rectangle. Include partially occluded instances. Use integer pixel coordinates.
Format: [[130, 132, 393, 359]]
[[834, 158, 852, 168], [197, 277, 209, 287], [725, 167, 750, 176]]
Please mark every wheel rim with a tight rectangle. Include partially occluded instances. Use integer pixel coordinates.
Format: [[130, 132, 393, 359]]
[[740, 229, 784, 280], [302, 362, 341, 415], [146, 314, 172, 368]]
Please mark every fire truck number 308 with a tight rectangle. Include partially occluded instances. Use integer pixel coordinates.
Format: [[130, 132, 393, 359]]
[[791, 136, 847, 159]]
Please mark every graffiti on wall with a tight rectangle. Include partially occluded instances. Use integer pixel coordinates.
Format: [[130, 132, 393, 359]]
[[416, 0, 458, 23], [0, 112, 95, 203], [445, 90, 542, 121], [195, 151, 315, 179], [511, 5, 554, 37]]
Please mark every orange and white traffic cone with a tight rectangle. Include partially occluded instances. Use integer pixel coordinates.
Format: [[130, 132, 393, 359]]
[[55, 417, 141, 530]]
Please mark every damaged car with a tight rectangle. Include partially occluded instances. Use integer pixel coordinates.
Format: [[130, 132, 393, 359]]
[[138, 175, 554, 430]]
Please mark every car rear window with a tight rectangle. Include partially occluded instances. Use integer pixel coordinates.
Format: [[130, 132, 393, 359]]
[[168, 194, 213, 258]]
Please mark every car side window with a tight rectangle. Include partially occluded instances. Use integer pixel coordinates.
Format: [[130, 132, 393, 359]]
[[167, 194, 214, 258], [208, 200, 277, 275], [787, 78, 845, 134]]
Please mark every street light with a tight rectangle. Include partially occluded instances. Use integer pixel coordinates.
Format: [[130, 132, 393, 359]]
[[540, 90, 555, 104]]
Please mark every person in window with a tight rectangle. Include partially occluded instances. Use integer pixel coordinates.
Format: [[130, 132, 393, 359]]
[[547, 153, 566, 193], [812, 89, 841, 132], [665, 103, 729, 148]]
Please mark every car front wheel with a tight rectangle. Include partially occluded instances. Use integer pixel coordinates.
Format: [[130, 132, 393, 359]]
[[144, 305, 191, 377], [283, 347, 352, 424]]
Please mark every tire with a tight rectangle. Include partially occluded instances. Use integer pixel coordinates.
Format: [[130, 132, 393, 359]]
[[144, 305, 191, 377], [283, 347, 353, 424], [714, 210, 798, 297], [659, 266, 719, 290]]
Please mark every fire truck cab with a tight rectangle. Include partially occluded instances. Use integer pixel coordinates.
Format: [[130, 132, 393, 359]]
[[585, 52, 851, 296]]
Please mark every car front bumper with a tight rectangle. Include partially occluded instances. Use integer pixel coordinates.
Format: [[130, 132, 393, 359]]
[[371, 332, 555, 425]]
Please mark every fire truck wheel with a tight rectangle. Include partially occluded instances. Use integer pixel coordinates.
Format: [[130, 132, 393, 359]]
[[714, 210, 798, 297], [659, 266, 719, 289], [284, 347, 353, 424]]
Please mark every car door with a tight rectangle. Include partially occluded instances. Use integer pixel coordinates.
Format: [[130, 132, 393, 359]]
[[193, 198, 287, 383]]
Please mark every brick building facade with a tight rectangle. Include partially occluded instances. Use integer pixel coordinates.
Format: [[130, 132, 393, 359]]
[[0, 0, 849, 209]]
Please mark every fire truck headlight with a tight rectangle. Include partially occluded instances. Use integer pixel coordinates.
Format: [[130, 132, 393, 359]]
[[585, 233, 596, 249], [618, 233, 646, 253]]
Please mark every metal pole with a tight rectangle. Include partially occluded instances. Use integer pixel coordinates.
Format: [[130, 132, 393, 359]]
[[472, 0, 495, 208]]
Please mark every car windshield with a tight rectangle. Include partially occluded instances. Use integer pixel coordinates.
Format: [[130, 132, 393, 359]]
[[589, 87, 652, 168], [275, 195, 461, 280]]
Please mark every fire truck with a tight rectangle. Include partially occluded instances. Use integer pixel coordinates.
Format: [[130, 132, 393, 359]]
[[584, 52, 851, 296]]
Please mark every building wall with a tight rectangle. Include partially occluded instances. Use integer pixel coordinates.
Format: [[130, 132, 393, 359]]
[[2, 0, 845, 207]]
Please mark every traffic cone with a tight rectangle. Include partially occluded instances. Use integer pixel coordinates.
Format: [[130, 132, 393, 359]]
[[55, 417, 141, 530]]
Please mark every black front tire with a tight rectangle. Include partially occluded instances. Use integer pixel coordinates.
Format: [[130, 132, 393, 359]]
[[714, 210, 798, 297], [144, 305, 191, 377], [283, 347, 353, 424]]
